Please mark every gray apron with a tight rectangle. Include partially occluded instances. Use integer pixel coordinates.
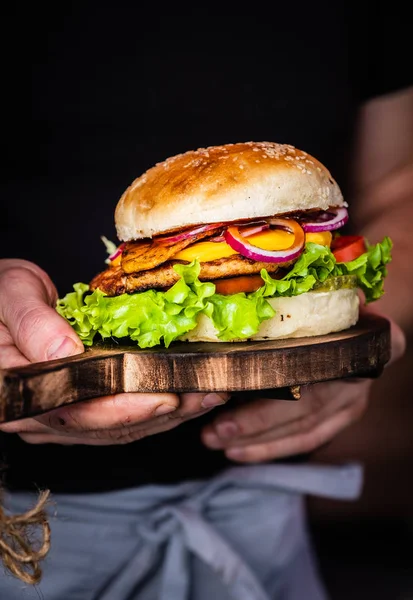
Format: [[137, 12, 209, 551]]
[[0, 462, 362, 600]]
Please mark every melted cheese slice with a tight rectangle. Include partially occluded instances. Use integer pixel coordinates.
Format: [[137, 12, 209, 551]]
[[173, 229, 332, 262], [305, 231, 333, 246]]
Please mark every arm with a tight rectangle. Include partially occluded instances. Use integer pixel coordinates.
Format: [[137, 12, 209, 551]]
[[201, 87, 413, 460], [352, 85, 413, 333]]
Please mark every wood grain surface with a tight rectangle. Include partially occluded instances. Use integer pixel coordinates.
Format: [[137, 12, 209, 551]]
[[0, 314, 391, 423]]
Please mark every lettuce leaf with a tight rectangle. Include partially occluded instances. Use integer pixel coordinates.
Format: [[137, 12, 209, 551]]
[[333, 236, 392, 303], [56, 237, 392, 348], [56, 261, 216, 348]]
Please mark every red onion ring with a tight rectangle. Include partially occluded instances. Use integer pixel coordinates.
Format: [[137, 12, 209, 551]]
[[109, 243, 125, 261], [300, 207, 348, 232], [224, 218, 305, 263], [211, 222, 269, 242], [239, 222, 270, 237], [155, 223, 222, 245]]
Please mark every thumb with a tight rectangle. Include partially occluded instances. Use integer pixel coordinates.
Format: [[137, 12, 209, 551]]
[[361, 305, 406, 367], [387, 317, 406, 366], [0, 261, 84, 363]]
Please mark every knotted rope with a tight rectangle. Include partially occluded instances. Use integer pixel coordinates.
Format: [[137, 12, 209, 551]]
[[0, 488, 51, 585]]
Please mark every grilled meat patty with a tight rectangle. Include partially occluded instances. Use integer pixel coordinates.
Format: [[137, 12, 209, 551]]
[[90, 255, 284, 296]]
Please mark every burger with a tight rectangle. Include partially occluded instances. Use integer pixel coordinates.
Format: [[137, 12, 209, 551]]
[[57, 141, 392, 348]]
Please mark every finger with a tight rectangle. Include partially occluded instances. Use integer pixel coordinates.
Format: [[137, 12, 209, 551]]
[[225, 396, 368, 463], [0, 323, 30, 368], [0, 391, 229, 435], [34, 390, 228, 432], [32, 392, 182, 432], [202, 396, 308, 447], [388, 318, 406, 365], [15, 407, 215, 445], [95, 406, 214, 444], [360, 307, 406, 366], [0, 262, 84, 362], [174, 392, 229, 418], [0, 417, 49, 433], [202, 404, 318, 449], [202, 379, 371, 449], [202, 394, 347, 449], [17, 432, 94, 445], [0, 394, 178, 434], [202, 387, 322, 448]]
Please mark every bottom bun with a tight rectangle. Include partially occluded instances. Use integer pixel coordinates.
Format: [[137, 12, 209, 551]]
[[178, 288, 359, 343]]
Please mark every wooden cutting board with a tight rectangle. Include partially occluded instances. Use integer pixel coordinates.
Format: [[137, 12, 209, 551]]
[[0, 313, 390, 423]]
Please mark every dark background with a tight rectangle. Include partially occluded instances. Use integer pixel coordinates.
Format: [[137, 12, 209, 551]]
[[1, 5, 413, 598]]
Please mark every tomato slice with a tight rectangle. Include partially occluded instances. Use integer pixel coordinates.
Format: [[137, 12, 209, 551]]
[[331, 235, 366, 262], [214, 275, 265, 295], [213, 236, 367, 292]]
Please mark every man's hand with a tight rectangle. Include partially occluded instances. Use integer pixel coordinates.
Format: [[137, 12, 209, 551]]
[[0, 260, 228, 445], [202, 316, 406, 462], [202, 379, 372, 462]]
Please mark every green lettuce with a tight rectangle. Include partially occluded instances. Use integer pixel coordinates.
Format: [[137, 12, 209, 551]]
[[56, 262, 216, 348], [333, 236, 392, 303], [56, 237, 392, 348]]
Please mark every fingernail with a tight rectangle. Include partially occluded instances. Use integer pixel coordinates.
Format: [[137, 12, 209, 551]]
[[201, 393, 228, 408], [202, 431, 222, 448], [216, 421, 239, 439], [154, 404, 176, 416], [226, 447, 245, 460], [47, 337, 82, 360]]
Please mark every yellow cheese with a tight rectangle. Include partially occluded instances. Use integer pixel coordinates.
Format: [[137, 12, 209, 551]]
[[173, 241, 238, 262], [305, 230, 332, 247], [110, 254, 122, 267], [173, 228, 332, 262], [247, 229, 295, 249]]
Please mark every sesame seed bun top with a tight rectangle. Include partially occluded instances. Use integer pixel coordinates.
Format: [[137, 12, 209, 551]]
[[115, 141, 345, 241]]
